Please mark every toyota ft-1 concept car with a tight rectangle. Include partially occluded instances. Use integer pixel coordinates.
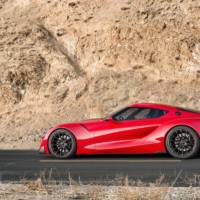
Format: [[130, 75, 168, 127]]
[[39, 103, 200, 159]]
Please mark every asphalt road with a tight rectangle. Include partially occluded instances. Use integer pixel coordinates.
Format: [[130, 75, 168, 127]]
[[1, 150, 200, 186]]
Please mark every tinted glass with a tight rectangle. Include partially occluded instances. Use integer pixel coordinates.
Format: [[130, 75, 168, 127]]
[[112, 107, 167, 121]]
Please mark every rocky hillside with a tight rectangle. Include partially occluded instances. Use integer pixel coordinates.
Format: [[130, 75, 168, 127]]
[[0, 0, 200, 148]]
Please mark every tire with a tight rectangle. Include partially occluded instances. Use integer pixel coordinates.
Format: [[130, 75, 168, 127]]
[[48, 129, 77, 158], [165, 126, 200, 159]]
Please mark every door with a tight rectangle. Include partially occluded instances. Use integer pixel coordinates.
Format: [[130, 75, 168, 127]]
[[91, 107, 168, 154]]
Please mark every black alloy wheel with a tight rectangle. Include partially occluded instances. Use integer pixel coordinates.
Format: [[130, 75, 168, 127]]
[[166, 126, 200, 159], [48, 129, 76, 158]]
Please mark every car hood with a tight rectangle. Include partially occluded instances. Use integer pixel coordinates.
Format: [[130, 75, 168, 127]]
[[52, 118, 106, 133], [79, 118, 106, 131], [80, 118, 103, 124], [55, 118, 103, 127]]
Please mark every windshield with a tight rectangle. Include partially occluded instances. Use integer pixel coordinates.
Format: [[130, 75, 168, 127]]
[[103, 107, 128, 120]]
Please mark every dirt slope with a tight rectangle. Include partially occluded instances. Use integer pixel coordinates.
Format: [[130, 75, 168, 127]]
[[0, 0, 200, 148]]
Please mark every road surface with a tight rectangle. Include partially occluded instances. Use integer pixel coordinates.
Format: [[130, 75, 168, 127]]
[[1, 150, 200, 186]]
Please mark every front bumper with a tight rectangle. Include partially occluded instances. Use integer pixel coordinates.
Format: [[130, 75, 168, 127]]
[[38, 136, 50, 154]]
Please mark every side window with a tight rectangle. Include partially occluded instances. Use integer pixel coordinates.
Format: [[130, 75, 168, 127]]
[[146, 109, 167, 118], [133, 108, 151, 120], [112, 107, 139, 121], [112, 107, 167, 121]]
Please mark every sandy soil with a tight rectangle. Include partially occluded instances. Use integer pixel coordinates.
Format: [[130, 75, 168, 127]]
[[0, 0, 200, 149]]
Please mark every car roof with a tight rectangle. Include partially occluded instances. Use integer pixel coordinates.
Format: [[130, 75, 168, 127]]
[[129, 103, 176, 111]]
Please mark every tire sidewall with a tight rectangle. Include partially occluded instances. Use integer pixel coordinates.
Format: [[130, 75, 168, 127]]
[[166, 126, 200, 159], [48, 129, 77, 159]]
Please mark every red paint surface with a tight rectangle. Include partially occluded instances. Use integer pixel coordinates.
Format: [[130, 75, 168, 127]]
[[39, 103, 200, 155]]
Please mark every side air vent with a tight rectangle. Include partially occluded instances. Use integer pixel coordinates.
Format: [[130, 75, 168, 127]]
[[80, 124, 89, 130]]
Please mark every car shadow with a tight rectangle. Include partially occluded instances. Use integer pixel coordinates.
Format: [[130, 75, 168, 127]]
[[40, 152, 200, 160], [0, 149, 199, 160], [39, 152, 174, 160], [75, 154, 171, 159]]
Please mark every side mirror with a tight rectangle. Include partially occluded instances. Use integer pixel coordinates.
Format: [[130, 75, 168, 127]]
[[104, 117, 118, 122], [104, 117, 112, 122], [112, 116, 123, 122], [104, 116, 122, 122]]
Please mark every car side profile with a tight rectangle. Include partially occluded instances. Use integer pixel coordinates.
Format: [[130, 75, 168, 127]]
[[39, 103, 200, 159]]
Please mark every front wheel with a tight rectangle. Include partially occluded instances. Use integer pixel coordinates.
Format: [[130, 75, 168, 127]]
[[48, 129, 77, 158], [165, 126, 200, 159]]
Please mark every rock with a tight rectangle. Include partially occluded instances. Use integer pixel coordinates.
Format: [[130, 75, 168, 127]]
[[0, 0, 200, 149], [121, 7, 130, 11], [68, 2, 76, 7], [56, 28, 66, 37]]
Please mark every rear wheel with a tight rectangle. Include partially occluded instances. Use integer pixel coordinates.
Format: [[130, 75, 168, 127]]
[[166, 126, 200, 159], [48, 129, 76, 158]]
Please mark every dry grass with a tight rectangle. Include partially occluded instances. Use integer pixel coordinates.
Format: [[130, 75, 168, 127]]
[[3, 182, 200, 200], [2, 168, 199, 199], [1, 174, 198, 200], [0, 180, 169, 200]]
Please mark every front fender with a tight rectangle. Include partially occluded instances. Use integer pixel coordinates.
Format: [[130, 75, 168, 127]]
[[40, 123, 95, 155]]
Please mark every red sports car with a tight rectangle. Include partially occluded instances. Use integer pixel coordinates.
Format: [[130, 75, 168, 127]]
[[39, 103, 200, 159]]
